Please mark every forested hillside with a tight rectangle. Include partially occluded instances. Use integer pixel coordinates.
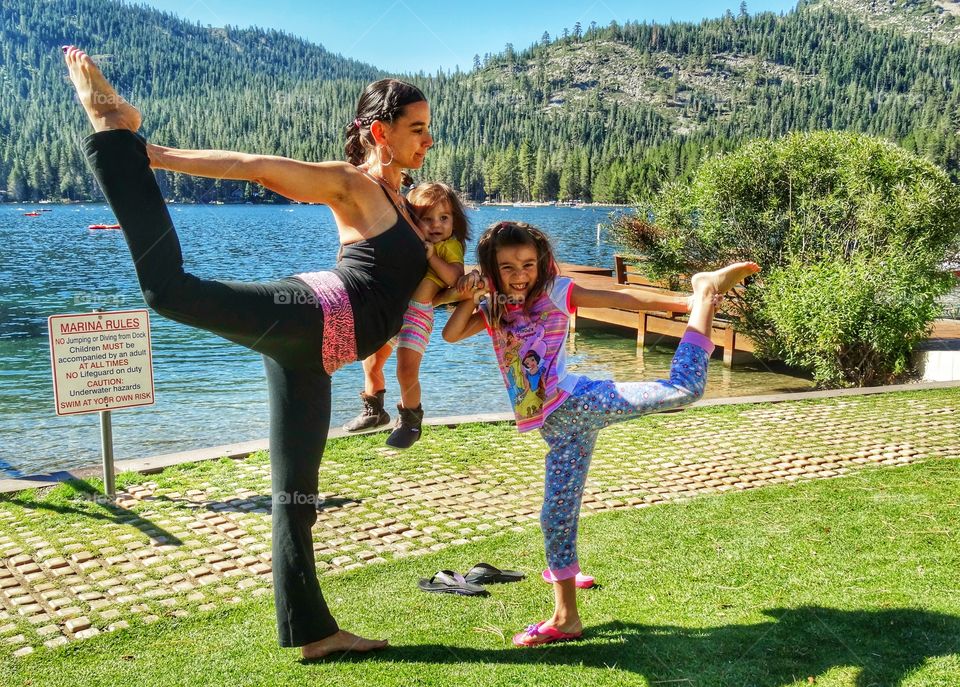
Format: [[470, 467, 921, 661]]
[[2, 0, 958, 203], [810, 0, 960, 43]]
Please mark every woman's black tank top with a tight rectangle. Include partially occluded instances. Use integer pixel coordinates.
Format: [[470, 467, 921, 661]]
[[332, 181, 428, 359]]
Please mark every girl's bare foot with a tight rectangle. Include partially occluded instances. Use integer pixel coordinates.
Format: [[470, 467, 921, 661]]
[[62, 46, 142, 133], [691, 261, 761, 297], [538, 616, 583, 636], [300, 629, 388, 660]]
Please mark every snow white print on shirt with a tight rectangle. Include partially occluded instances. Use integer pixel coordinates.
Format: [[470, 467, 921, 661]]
[[480, 277, 583, 432]]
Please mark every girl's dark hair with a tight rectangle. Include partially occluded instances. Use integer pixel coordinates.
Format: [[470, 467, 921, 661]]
[[406, 182, 470, 248], [345, 78, 427, 187], [476, 221, 559, 329]]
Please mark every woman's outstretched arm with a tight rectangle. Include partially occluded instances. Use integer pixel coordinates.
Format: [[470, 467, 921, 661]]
[[147, 144, 354, 205]]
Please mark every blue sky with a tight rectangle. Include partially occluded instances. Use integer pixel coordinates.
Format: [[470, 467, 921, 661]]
[[137, 0, 799, 73]]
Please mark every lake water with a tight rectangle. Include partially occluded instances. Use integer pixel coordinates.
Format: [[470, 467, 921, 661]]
[[1, 203, 821, 478]]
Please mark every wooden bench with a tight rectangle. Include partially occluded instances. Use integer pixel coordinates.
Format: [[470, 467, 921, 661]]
[[568, 255, 757, 367], [614, 254, 678, 291]]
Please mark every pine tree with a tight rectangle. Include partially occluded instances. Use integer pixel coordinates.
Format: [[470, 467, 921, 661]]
[[1, 0, 958, 204], [7, 162, 26, 202], [518, 140, 534, 200]]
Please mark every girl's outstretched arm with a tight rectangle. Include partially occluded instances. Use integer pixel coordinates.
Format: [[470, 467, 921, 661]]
[[147, 144, 355, 206], [432, 286, 468, 307], [443, 297, 486, 343], [571, 283, 692, 313]]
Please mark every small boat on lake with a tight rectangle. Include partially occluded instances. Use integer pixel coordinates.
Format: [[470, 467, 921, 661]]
[[23, 212, 41, 217], [88, 223, 121, 230]]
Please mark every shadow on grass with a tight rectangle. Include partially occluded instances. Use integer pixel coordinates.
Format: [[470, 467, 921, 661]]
[[332, 606, 960, 686], [145, 494, 362, 514], [3, 478, 183, 545]]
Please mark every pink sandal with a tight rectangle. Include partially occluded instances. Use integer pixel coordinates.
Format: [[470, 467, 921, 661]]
[[512, 621, 583, 647], [542, 569, 595, 589]]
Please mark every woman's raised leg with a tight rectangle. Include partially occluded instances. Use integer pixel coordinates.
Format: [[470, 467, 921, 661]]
[[63, 46, 141, 133], [67, 46, 324, 365]]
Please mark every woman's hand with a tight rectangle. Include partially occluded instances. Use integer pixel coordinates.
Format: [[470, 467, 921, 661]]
[[456, 269, 483, 296], [471, 276, 491, 305], [686, 293, 724, 313], [424, 241, 435, 260], [472, 288, 489, 304], [455, 270, 490, 303]]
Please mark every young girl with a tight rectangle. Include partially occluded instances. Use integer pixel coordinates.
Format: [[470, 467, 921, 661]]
[[443, 221, 760, 647], [344, 182, 469, 448]]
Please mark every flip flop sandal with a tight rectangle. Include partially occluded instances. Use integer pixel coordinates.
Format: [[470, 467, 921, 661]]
[[542, 569, 595, 589], [417, 570, 489, 596], [463, 562, 526, 585], [512, 621, 583, 647]]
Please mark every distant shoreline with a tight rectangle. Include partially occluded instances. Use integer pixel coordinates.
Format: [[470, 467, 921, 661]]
[[479, 201, 632, 208], [3, 199, 635, 208]]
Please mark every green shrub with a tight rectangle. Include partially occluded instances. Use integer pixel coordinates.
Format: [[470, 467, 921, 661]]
[[746, 252, 953, 388], [612, 131, 960, 388]]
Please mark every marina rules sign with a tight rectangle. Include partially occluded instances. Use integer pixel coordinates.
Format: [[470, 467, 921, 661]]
[[48, 310, 155, 416]]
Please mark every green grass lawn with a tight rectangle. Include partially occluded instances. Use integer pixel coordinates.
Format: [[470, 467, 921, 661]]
[[5, 459, 959, 687]]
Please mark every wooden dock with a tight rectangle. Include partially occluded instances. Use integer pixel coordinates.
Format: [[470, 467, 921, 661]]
[[559, 260, 960, 368]]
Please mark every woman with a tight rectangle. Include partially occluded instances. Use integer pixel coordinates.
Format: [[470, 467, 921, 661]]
[[62, 46, 432, 659]]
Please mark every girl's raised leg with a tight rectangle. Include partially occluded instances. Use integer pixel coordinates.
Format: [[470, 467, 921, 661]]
[[577, 261, 762, 431], [687, 262, 761, 337]]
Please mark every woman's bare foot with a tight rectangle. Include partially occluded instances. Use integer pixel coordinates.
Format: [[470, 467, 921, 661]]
[[691, 261, 761, 297], [300, 629, 388, 660], [62, 46, 141, 133]]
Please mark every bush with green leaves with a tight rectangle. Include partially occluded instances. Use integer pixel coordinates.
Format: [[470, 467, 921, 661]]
[[611, 131, 960, 388], [745, 253, 953, 387]]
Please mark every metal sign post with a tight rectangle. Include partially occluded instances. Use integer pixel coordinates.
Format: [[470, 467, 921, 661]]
[[99, 409, 116, 497], [93, 308, 116, 498]]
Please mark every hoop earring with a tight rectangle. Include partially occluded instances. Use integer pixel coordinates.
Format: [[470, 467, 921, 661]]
[[377, 145, 394, 167]]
